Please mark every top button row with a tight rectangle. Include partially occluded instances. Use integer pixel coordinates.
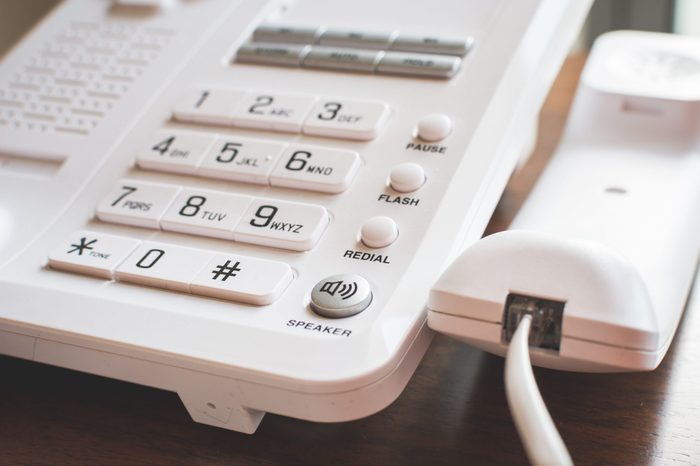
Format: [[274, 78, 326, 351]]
[[252, 25, 473, 57]]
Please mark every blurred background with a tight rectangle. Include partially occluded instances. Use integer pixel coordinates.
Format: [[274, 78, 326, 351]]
[[1, 0, 699, 58]]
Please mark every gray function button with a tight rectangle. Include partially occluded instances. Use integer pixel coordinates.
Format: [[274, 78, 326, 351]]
[[310, 274, 373, 318], [391, 34, 474, 56], [236, 42, 310, 67], [318, 29, 396, 50], [377, 51, 461, 78], [253, 24, 324, 44], [303, 46, 383, 72]]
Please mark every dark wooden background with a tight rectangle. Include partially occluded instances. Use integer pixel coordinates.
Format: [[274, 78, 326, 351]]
[[2, 55, 699, 466]]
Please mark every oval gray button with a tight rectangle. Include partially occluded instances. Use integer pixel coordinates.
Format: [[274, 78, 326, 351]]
[[310, 274, 372, 318]]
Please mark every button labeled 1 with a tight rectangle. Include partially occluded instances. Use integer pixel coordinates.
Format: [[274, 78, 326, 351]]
[[302, 99, 390, 141], [232, 92, 317, 133], [270, 145, 360, 193], [96, 180, 181, 229], [197, 136, 287, 185], [136, 130, 216, 175], [172, 88, 246, 126], [191, 253, 293, 305], [234, 198, 329, 251]]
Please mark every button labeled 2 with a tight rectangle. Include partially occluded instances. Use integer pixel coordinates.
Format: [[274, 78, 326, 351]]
[[232, 92, 317, 133], [234, 199, 329, 251], [270, 145, 360, 193]]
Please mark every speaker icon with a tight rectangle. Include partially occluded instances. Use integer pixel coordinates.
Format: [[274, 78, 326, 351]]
[[319, 280, 358, 300]]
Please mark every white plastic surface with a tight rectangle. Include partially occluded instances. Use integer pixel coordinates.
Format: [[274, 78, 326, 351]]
[[429, 31, 700, 372], [0, 0, 590, 433]]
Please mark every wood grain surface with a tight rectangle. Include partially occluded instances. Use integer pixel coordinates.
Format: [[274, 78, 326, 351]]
[[2, 55, 699, 466]]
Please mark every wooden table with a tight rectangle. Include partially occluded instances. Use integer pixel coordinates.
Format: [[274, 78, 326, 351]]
[[2, 55, 699, 465]]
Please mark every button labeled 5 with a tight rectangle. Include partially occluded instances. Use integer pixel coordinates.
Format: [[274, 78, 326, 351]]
[[270, 145, 360, 193], [197, 136, 286, 185]]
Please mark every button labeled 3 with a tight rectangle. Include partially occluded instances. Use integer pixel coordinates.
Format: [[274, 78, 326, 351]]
[[302, 99, 389, 141]]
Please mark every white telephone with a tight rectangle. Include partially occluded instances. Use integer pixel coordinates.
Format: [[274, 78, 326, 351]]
[[0, 0, 590, 433]]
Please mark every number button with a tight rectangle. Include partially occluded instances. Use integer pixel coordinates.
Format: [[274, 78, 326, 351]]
[[302, 99, 390, 141], [269, 145, 360, 193], [160, 189, 254, 240], [116, 242, 214, 292], [197, 136, 287, 185], [136, 131, 216, 175], [48, 230, 141, 279], [232, 92, 317, 133], [234, 199, 329, 251], [190, 253, 293, 305], [96, 180, 181, 229], [172, 88, 247, 126]]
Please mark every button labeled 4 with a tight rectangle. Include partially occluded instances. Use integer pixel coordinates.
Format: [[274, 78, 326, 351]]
[[136, 130, 216, 174]]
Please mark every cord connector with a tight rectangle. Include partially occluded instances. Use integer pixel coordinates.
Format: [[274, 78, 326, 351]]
[[502, 293, 565, 351]]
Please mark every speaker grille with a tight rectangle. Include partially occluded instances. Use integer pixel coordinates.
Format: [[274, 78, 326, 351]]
[[0, 21, 174, 136]]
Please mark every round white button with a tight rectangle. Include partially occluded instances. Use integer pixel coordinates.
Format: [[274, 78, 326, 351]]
[[360, 216, 398, 248], [416, 114, 452, 142], [390, 162, 425, 193]]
